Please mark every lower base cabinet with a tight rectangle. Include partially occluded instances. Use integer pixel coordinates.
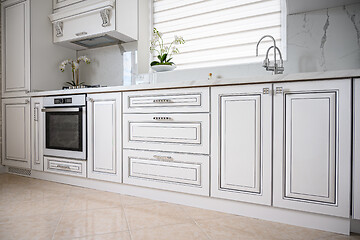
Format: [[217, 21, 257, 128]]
[[273, 79, 352, 218], [2, 97, 31, 169], [211, 84, 272, 205], [123, 149, 210, 196], [87, 93, 122, 182]]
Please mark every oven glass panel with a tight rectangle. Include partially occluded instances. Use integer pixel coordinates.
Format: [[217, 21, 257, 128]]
[[46, 110, 83, 151]]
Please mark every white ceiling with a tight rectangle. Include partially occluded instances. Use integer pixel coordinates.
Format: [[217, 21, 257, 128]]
[[287, 0, 360, 15]]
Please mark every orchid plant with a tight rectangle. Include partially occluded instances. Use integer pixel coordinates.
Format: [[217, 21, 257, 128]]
[[150, 28, 185, 66], [59, 56, 91, 87]]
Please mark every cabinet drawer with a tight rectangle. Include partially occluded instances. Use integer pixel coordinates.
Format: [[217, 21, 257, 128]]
[[123, 88, 209, 113], [123, 150, 209, 196], [44, 156, 86, 177], [123, 113, 209, 154]]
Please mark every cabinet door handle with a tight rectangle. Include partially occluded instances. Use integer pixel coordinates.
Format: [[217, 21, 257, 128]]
[[34, 107, 38, 121], [153, 155, 173, 161], [86, 97, 94, 102], [153, 116, 172, 121]]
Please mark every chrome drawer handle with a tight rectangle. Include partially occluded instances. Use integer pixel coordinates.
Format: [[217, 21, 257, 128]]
[[56, 164, 71, 170], [153, 99, 172, 103], [153, 155, 173, 161], [153, 117, 172, 121]]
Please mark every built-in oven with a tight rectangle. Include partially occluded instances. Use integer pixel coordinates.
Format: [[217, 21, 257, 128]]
[[42, 94, 87, 160]]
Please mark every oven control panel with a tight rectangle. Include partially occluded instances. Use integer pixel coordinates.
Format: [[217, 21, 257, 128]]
[[43, 94, 86, 107], [54, 98, 72, 104]]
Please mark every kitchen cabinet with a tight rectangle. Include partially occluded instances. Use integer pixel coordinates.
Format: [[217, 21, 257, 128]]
[[353, 78, 360, 220], [123, 149, 210, 196], [273, 80, 352, 218], [1, 0, 30, 96], [31, 97, 44, 171], [87, 93, 122, 182], [2, 98, 31, 169], [210, 84, 272, 205], [123, 113, 210, 154]]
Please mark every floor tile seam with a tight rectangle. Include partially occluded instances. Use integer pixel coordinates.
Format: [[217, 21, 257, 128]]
[[67, 229, 132, 240], [192, 218, 213, 240], [121, 204, 134, 240], [128, 220, 199, 233], [61, 205, 125, 215], [52, 194, 70, 240]]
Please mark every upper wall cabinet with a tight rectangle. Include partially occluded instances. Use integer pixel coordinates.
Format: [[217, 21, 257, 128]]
[[1, 0, 76, 96], [1, 0, 30, 96], [273, 79, 352, 218], [49, 0, 138, 50]]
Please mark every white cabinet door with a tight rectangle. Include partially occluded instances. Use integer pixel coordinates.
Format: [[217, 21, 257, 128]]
[[354, 78, 360, 220], [211, 84, 272, 205], [87, 93, 122, 182], [31, 97, 44, 171], [2, 98, 31, 169], [1, 0, 30, 96], [273, 80, 351, 218]]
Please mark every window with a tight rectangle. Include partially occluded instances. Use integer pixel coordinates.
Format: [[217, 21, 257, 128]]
[[152, 0, 285, 69]]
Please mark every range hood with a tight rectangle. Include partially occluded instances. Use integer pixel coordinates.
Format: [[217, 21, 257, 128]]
[[49, 0, 138, 50]]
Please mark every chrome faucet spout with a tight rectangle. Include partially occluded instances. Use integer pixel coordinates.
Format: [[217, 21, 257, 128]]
[[255, 35, 283, 74]]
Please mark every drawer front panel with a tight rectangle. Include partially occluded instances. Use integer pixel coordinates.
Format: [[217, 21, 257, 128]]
[[123, 150, 209, 196], [44, 156, 86, 177], [123, 88, 209, 113], [123, 114, 209, 154]]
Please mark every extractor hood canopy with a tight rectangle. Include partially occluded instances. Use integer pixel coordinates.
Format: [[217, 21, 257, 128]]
[[49, 0, 138, 50]]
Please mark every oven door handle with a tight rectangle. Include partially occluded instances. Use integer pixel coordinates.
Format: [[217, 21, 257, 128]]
[[41, 107, 82, 112]]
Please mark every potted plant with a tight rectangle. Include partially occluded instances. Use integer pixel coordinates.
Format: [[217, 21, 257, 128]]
[[150, 28, 185, 72], [59, 56, 91, 88]]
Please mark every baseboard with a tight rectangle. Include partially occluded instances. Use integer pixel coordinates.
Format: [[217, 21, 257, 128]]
[[351, 219, 360, 234], [0, 165, 7, 174], [23, 170, 351, 235]]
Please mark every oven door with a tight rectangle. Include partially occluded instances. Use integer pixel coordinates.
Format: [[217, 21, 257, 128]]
[[43, 106, 86, 160]]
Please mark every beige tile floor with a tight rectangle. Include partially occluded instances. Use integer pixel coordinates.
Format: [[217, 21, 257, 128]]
[[0, 173, 360, 240]]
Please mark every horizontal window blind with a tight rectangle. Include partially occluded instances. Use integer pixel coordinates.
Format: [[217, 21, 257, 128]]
[[153, 0, 283, 69]]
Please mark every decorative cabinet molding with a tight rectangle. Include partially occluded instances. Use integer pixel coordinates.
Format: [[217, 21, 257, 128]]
[[273, 79, 352, 218], [31, 97, 44, 171], [100, 9, 110, 27], [54, 21, 63, 37], [353, 78, 360, 220], [87, 93, 122, 182], [1, 0, 30, 97], [211, 84, 272, 206], [2, 98, 31, 169]]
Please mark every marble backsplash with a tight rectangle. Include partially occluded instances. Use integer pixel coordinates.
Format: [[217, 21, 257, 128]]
[[79, 3, 360, 85]]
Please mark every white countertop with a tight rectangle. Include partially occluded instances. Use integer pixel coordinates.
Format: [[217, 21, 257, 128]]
[[27, 69, 360, 97]]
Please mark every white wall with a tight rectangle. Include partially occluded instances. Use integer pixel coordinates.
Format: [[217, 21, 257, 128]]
[[76, 2, 360, 86]]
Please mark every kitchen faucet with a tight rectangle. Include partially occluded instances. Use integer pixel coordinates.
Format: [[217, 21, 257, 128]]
[[256, 35, 284, 74]]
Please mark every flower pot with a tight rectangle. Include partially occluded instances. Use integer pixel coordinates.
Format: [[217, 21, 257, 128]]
[[151, 64, 176, 72]]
